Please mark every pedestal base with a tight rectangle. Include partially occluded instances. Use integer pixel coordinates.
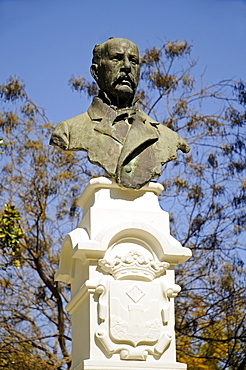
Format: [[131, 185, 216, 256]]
[[76, 360, 187, 370], [55, 178, 191, 370]]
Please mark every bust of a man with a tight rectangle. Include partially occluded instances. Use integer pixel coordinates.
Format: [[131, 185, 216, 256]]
[[50, 37, 189, 189]]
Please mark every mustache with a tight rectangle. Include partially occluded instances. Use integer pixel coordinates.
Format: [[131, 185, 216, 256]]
[[112, 73, 137, 88]]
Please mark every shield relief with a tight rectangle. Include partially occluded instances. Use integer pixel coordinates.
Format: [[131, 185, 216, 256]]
[[96, 242, 178, 360], [109, 280, 161, 346]]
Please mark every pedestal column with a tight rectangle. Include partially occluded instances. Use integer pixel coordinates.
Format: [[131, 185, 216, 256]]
[[55, 177, 191, 370]]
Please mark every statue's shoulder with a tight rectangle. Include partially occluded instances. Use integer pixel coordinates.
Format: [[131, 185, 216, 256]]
[[61, 111, 90, 128], [138, 109, 159, 127], [139, 108, 190, 154], [157, 122, 190, 154], [50, 111, 92, 150]]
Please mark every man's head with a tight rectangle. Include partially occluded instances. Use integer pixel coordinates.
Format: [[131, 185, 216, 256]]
[[90, 37, 140, 108]]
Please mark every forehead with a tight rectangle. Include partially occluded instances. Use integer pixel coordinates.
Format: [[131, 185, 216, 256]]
[[103, 39, 139, 58]]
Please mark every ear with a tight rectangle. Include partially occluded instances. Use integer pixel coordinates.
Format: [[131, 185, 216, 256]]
[[90, 64, 98, 82]]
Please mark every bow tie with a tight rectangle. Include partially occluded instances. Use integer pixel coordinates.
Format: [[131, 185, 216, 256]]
[[112, 107, 146, 126]]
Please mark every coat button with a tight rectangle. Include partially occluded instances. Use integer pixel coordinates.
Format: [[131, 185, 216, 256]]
[[124, 165, 132, 173], [108, 148, 114, 155]]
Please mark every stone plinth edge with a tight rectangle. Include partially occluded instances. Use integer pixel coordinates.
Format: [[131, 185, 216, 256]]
[[77, 177, 164, 208], [74, 360, 187, 370]]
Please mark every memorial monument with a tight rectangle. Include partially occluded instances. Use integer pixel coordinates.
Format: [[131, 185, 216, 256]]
[[50, 37, 192, 370]]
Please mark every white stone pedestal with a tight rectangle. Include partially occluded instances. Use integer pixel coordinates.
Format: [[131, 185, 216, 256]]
[[55, 177, 191, 370]]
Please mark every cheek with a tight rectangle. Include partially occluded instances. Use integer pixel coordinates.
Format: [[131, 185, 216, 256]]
[[106, 67, 119, 81], [133, 67, 140, 80]]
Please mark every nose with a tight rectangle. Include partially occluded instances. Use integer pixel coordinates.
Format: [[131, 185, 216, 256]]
[[121, 56, 131, 72]]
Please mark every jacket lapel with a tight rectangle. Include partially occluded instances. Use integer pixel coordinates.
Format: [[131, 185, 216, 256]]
[[87, 97, 161, 188], [88, 97, 125, 143], [117, 114, 160, 167]]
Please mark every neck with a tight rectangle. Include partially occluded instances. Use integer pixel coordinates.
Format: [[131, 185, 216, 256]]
[[100, 90, 135, 110]]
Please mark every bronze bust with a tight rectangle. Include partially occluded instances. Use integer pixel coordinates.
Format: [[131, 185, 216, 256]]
[[50, 37, 190, 189]]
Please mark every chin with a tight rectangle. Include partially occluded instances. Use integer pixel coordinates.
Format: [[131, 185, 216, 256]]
[[115, 85, 134, 97]]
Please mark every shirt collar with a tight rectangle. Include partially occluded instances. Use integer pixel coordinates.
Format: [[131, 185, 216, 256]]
[[87, 90, 159, 128], [87, 90, 140, 121]]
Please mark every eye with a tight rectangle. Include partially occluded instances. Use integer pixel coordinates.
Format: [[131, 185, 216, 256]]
[[111, 54, 123, 62], [130, 57, 138, 65]]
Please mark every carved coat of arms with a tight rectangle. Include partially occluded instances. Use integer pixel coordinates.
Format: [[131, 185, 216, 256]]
[[95, 245, 181, 361], [110, 281, 161, 346]]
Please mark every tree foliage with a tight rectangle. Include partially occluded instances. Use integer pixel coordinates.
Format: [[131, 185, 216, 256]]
[[0, 41, 246, 369], [0, 76, 99, 369], [0, 203, 25, 268], [137, 41, 246, 370]]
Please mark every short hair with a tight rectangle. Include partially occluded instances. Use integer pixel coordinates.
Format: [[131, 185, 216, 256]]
[[92, 37, 138, 66], [92, 44, 102, 65], [92, 37, 115, 65]]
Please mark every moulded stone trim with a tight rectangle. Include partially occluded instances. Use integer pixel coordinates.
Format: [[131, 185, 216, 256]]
[[77, 177, 164, 208], [55, 227, 89, 282], [92, 223, 191, 265], [66, 279, 98, 314], [78, 359, 187, 369]]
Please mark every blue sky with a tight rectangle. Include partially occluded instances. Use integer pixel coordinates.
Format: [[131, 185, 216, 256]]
[[0, 0, 246, 123]]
